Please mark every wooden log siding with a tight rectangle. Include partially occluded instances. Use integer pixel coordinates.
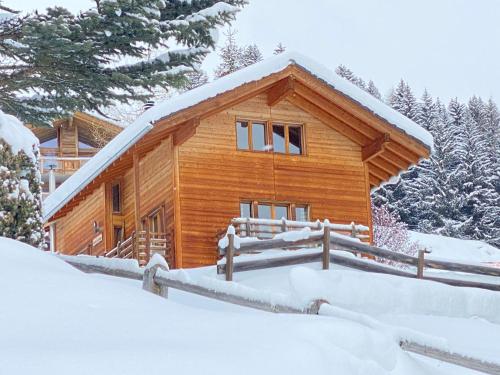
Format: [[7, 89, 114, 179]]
[[50, 66, 433, 268], [177, 94, 372, 267]]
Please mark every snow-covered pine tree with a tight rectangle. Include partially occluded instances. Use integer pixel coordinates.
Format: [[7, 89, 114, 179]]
[[214, 28, 244, 78], [413, 99, 463, 234], [366, 80, 382, 100], [0, 0, 246, 125], [335, 65, 366, 90], [0, 111, 43, 247], [373, 81, 420, 226], [273, 43, 286, 55], [389, 80, 418, 121], [416, 89, 437, 130], [241, 44, 263, 67], [182, 69, 209, 91]]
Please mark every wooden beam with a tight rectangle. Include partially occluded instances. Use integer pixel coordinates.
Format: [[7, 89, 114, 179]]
[[371, 157, 400, 176], [173, 118, 199, 146], [367, 162, 392, 182], [362, 133, 390, 162], [133, 151, 141, 233], [173, 145, 183, 268], [267, 76, 296, 106], [288, 94, 370, 145], [294, 81, 379, 140], [289, 65, 431, 157]]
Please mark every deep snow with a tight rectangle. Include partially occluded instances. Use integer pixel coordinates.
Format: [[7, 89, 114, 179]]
[[1, 236, 493, 375]]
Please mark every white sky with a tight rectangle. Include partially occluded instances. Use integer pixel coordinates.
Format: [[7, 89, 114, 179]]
[[12, 0, 500, 103]]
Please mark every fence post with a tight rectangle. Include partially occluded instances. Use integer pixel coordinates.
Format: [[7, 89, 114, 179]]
[[417, 249, 425, 279], [142, 263, 169, 298], [322, 221, 330, 270], [116, 240, 122, 258], [281, 217, 287, 233], [350, 222, 357, 238], [226, 231, 235, 281], [245, 218, 251, 238], [145, 227, 151, 264]]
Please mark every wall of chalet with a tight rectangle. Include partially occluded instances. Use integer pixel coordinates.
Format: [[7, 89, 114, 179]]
[[176, 94, 371, 268], [118, 137, 175, 263], [55, 184, 106, 255]]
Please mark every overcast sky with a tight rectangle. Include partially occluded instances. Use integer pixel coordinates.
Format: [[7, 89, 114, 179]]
[[13, 0, 500, 103]]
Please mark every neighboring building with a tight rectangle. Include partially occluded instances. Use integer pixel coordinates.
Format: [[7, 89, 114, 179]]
[[42, 53, 432, 269], [27, 112, 123, 199]]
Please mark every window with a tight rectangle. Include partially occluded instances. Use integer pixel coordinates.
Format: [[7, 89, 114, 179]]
[[272, 125, 286, 153], [236, 120, 268, 152], [40, 137, 58, 148], [294, 205, 309, 222], [111, 182, 121, 213], [236, 121, 249, 150], [239, 201, 309, 221], [78, 140, 94, 149], [236, 120, 304, 155], [272, 123, 303, 154], [239, 200, 310, 238]]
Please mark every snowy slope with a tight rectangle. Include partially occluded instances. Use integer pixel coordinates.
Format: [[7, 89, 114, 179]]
[[409, 231, 500, 264], [0, 236, 487, 375]]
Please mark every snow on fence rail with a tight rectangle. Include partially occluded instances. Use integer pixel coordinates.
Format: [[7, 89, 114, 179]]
[[223, 217, 370, 240], [59, 254, 500, 375], [217, 221, 500, 290]]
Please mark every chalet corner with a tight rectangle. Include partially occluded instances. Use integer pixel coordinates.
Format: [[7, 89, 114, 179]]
[[43, 52, 432, 269]]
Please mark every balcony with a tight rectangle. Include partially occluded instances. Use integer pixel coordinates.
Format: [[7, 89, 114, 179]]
[[39, 147, 98, 175]]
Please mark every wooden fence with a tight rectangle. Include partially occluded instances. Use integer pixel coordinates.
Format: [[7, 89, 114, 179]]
[[81, 230, 171, 266], [218, 222, 500, 291], [61, 255, 500, 375]]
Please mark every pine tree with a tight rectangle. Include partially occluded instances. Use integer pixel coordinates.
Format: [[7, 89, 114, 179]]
[[214, 28, 244, 78], [273, 43, 286, 55], [0, 0, 246, 125], [241, 44, 263, 67], [182, 69, 209, 91], [335, 65, 366, 90], [416, 90, 437, 130], [0, 113, 43, 247], [389, 80, 418, 121], [366, 80, 382, 100]]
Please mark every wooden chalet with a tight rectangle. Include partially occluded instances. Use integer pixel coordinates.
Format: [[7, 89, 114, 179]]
[[27, 112, 123, 199], [43, 53, 432, 268]]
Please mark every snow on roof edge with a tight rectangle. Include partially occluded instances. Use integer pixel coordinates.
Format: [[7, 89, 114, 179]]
[[43, 51, 433, 222], [43, 122, 153, 221]]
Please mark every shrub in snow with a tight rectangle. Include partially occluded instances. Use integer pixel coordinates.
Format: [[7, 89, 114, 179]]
[[0, 111, 43, 247], [372, 203, 420, 268]]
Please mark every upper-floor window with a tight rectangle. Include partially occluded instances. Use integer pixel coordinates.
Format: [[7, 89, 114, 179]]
[[272, 123, 303, 154], [236, 120, 268, 151], [236, 119, 304, 155], [111, 182, 121, 213], [40, 137, 58, 148]]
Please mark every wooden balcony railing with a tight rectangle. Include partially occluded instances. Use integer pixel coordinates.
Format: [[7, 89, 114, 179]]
[[40, 156, 92, 174], [81, 230, 172, 267], [217, 217, 370, 242]]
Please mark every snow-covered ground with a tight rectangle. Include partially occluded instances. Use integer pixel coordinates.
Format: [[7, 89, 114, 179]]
[[410, 231, 500, 264], [1, 236, 499, 374]]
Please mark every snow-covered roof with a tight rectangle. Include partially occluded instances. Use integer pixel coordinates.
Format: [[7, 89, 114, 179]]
[[43, 51, 432, 221]]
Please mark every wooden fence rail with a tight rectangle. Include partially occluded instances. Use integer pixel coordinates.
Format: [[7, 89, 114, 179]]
[[60, 255, 500, 375], [218, 221, 500, 290]]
